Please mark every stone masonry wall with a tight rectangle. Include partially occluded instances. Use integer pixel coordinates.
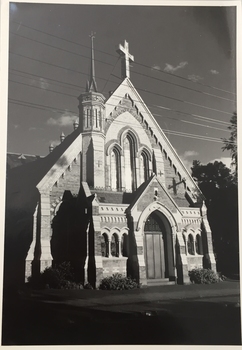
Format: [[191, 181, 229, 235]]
[[50, 155, 81, 206]]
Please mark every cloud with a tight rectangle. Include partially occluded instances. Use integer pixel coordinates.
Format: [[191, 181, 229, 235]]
[[188, 74, 204, 82], [47, 112, 78, 127], [210, 69, 219, 75], [209, 157, 232, 168], [29, 127, 37, 131], [180, 150, 199, 173], [13, 124, 19, 129], [152, 65, 161, 71], [31, 77, 49, 90], [164, 61, 188, 73], [183, 150, 199, 158], [50, 139, 60, 147]]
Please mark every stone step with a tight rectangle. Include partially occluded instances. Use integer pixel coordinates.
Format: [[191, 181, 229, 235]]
[[147, 278, 176, 286]]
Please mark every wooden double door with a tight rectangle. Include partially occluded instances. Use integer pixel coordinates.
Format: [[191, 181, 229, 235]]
[[144, 213, 167, 280]]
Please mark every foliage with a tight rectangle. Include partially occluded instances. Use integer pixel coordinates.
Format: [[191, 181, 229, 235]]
[[189, 268, 221, 284], [28, 261, 83, 289], [222, 112, 237, 181], [191, 160, 239, 276], [84, 283, 93, 290], [99, 273, 140, 290]]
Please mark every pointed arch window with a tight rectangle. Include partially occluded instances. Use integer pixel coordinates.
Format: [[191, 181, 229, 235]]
[[183, 233, 187, 255], [123, 133, 137, 191], [140, 151, 149, 184], [121, 233, 129, 257], [187, 234, 195, 255], [195, 234, 203, 255], [111, 233, 119, 257], [111, 147, 121, 191], [101, 233, 109, 257]]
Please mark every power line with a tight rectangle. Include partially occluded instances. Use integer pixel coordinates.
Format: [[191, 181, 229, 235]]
[[8, 78, 230, 132], [9, 79, 80, 99], [10, 31, 114, 67], [8, 98, 233, 144], [10, 69, 82, 91], [10, 29, 236, 103], [10, 51, 234, 117], [11, 20, 236, 97]]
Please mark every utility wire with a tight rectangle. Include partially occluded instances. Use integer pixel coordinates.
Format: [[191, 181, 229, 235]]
[[8, 98, 232, 144], [10, 51, 234, 117], [10, 20, 236, 96], [8, 80, 230, 132], [9, 69, 231, 127], [10, 31, 236, 103]]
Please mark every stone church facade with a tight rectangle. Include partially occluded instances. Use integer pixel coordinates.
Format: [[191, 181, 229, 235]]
[[5, 36, 216, 288]]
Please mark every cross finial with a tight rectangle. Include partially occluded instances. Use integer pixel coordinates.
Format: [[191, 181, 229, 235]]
[[116, 40, 134, 79]]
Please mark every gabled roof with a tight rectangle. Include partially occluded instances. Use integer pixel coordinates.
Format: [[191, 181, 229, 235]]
[[7, 128, 81, 191], [90, 189, 134, 204], [7, 153, 42, 170], [127, 174, 183, 215], [105, 77, 202, 201]]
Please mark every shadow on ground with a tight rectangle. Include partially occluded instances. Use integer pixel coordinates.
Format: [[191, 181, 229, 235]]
[[2, 287, 241, 345]]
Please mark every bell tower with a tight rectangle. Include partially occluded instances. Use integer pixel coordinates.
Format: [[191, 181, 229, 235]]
[[78, 32, 106, 188]]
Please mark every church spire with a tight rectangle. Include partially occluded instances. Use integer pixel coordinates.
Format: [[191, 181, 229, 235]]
[[86, 32, 98, 92]]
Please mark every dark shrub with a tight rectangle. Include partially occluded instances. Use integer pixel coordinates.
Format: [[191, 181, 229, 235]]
[[27, 261, 80, 289], [84, 282, 93, 289], [99, 273, 140, 290], [189, 268, 221, 284]]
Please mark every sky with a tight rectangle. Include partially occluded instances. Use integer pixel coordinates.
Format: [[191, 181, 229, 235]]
[[7, 3, 236, 171]]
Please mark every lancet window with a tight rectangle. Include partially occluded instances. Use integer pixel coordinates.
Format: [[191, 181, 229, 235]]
[[101, 233, 109, 257], [187, 234, 195, 255], [140, 150, 149, 184], [110, 147, 121, 191], [195, 234, 203, 255], [111, 233, 119, 257], [123, 133, 137, 191]]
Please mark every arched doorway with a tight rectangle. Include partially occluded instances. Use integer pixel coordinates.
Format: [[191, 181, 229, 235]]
[[144, 211, 169, 280]]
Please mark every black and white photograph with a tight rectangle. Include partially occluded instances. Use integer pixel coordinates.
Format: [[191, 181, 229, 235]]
[[1, 1, 241, 346]]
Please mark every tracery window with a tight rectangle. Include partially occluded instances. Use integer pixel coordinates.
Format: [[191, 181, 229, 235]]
[[111, 233, 119, 257], [101, 233, 109, 257], [187, 234, 195, 255]]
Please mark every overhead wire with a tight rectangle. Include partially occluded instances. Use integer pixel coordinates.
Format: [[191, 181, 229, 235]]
[[10, 21, 236, 97], [10, 51, 234, 117], [8, 97, 233, 144]]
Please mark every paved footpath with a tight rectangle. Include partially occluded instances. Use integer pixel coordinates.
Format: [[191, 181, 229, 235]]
[[2, 280, 241, 345], [31, 280, 240, 312]]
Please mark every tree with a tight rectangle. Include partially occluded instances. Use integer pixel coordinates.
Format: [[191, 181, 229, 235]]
[[222, 112, 237, 180], [191, 160, 239, 277]]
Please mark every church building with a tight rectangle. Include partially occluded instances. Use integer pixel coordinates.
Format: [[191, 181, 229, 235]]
[[5, 35, 217, 288]]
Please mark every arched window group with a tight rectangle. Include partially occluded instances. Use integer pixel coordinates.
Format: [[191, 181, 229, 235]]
[[110, 131, 151, 192], [184, 232, 203, 256], [101, 232, 129, 258]]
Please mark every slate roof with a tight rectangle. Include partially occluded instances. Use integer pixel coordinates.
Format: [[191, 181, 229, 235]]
[[7, 128, 81, 190], [7, 153, 42, 171], [90, 190, 134, 204]]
